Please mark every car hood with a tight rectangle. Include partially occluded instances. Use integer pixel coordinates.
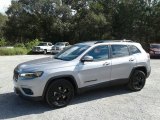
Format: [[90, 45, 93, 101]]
[[16, 56, 76, 72]]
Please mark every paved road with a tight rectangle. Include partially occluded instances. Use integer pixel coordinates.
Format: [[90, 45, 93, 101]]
[[0, 55, 160, 120]]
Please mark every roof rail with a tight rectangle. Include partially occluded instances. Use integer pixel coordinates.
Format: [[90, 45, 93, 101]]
[[95, 39, 133, 44]]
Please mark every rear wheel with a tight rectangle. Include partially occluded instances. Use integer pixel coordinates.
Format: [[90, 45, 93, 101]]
[[46, 79, 74, 108], [128, 70, 146, 91]]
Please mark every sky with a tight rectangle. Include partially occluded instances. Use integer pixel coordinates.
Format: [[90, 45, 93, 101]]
[[0, 0, 11, 14]]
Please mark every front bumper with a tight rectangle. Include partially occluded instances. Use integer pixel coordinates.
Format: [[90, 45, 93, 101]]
[[51, 49, 61, 54], [32, 49, 44, 53], [150, 53, 160, 58], [14, 87, 43, 101], [13, 76, 46, 100]]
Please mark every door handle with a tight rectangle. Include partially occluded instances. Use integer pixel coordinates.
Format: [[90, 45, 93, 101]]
[[129, 58, 135, 61], [103, 62, 110, 66]]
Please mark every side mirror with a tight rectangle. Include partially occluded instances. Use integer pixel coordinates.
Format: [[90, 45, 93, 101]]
[[81, 56, 93, 62]]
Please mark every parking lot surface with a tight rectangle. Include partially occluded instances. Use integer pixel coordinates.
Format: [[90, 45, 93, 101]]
[[0, 55, 160, 120]]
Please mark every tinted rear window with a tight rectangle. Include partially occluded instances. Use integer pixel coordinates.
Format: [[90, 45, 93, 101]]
[[129, 45, 141, 54], [150, 44, 160, 48], [111, 45, 129, 58]]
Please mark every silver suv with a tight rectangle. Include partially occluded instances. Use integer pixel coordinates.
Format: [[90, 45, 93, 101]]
[[13, 40, 151, 108], [51, 42, 70, 54]]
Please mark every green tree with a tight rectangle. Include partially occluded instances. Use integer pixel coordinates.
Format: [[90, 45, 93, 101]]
[[3, 0, 160, 45], [0, 13, 7, 38]]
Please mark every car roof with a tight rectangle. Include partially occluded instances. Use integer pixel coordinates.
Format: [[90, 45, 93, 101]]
[[76, 40, 137, 46]]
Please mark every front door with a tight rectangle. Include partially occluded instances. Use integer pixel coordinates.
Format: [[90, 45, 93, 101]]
[[77, 45, 111, 87]]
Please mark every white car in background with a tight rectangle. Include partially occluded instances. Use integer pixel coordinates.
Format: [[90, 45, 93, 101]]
[[32, 42, 53, 54], [51, 42, 70, 54]]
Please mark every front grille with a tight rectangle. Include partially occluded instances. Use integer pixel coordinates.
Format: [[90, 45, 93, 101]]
[[51, 47, 55, 50], [34, 47, 40, 50], [56, 47, 60, 50], [14, 70, 19, 82]]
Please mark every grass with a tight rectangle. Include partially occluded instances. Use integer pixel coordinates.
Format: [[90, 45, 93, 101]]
[[0, 47, 28, 56]]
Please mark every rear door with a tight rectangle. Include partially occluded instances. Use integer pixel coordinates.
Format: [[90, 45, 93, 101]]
[[111, 44, 136, 80]]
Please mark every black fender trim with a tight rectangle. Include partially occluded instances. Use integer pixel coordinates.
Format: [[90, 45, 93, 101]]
[[129, 66, 148, 79], [42, 75, 78, 99]]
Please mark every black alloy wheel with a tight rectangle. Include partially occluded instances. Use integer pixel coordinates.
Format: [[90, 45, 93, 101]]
[[46, 79, 74, 108], [128, 70, 146, 91]]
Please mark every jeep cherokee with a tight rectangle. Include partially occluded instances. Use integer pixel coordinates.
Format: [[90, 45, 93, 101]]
[[13, 40, 151, 108]]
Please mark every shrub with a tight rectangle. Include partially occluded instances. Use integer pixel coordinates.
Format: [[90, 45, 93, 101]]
[[14, 43, 25, 48], [25, 39, 40, 50], [0, 38, 7, 47], [0, 47, 28, 56]]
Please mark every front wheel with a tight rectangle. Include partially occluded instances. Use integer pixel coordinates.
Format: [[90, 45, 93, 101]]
[[43, 50, 47, 54], [127, 70, 146, 91], [46, 79, 74, 108]]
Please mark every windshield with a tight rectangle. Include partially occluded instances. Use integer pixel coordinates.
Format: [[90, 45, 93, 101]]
[[38, 43, 47, 46], [55, 42, 65, 46], [54, 44, 90, 61], [150, 44, 160, 48]]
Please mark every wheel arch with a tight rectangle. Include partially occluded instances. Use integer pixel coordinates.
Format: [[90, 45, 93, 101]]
[[130, 66, 147, 78], [42, 75, 78, 98]]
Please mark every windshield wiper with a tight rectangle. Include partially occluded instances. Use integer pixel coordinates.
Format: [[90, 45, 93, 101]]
[[54, 57, 66, 60], [54, 57, 70, 61]]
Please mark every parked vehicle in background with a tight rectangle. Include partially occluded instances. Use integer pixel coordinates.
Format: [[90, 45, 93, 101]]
[[51, 42, 70, 54], [13, 40, 151, 108], [32, 42, 53, 54], [149, 43, 160, 58]]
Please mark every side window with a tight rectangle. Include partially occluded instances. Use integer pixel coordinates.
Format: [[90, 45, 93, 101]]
[[66, 43, 69, 46], [48, 43, 52, 46], [111, 45, 129, 58], [86, 45, 109, 61], [129, 45, 141, 55]]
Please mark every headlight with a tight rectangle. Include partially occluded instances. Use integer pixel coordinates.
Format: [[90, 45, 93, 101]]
[[19, 71, 43, 80]]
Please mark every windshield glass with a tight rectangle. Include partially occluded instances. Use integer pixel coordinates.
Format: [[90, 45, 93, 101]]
[[38, 43, 47, 46], [55, 42, 65, 46], [151, 44, 160, 48], [54, 44, 90, 61]]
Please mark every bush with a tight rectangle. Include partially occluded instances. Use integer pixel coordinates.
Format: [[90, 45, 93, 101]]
[[0, 38, 7, 47], [0, 47, 28, 56], [14, 43, 25, 48], [25, 39, 40, 50]]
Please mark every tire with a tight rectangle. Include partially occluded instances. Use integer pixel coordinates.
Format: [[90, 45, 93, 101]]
[[44, 50, 47, 54], [127, 70, 146, 91], [46, 79, 74, 108]]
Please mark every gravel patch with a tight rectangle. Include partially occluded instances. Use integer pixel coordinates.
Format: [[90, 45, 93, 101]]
[[0, 56, 160, 120]]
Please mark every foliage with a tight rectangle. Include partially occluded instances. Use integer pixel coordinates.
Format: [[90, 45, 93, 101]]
[[0, 0, 160, 45], [0, 13, 7, 38], [0, 47, 28, 56], [14, 43, 25, 48], [0, 38, 7, 47], [25, 39, 40, 50]]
